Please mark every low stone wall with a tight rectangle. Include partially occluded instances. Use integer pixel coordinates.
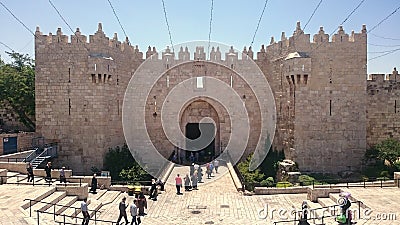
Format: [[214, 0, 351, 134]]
[[56, 183, 88, 200], [0, 162, 72, 178], [109, 185, 150, 195], [0, 169, 7, 184], [227, 162, 243, 191], [394, 172, 400, 187], [0, 150, 34, 161], [71, 176, 111, 189], [254, 186, 309, 195], [307, 188, 341, 202], [0, 132, 38, 155]]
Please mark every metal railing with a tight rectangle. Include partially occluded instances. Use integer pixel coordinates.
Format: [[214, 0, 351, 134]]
[[273, 200, 363, 225], [0, 157, 27, 163], [26, 199, 119, 225], [250, 177, 400, 190], [0, 175, 86, 187]]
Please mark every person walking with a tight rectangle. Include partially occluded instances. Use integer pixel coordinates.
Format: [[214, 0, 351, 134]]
[[175, 174, 182, 195], [81, 198, 90, 225], [184, 174, 191, 191], [130, 199, 139, 225], [197, 166, 203, 183], [90, 174, 97, 194], [137, 192, 147, 216], [45, 162, 52, 182], [116, 197, 129, 224], [26, 163, 34, 182], [59, 166, 66, 183], [213, 159, 219, 173], [191, 171, 198, 190], [149, 179, 156, 199], [206, 163, 212, 179]]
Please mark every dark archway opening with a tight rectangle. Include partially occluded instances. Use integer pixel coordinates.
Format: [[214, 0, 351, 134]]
[[185, 123, 215, 164]]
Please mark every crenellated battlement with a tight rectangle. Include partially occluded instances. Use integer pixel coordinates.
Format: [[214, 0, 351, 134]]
[[257, 21, 367, 62], [35, 23, 141, 56]]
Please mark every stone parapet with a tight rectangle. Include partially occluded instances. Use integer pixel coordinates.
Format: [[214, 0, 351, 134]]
[[56, 183, 88, 200], [254, 186, 308, 195]]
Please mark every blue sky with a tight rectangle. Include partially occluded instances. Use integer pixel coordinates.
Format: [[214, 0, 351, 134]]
[[0, 0, 399, 73]]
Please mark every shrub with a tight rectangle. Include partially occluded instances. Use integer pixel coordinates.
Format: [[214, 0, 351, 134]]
[[298, 175, 316, 186], [276, 181, 293, 188], [260, 177, 274, 187]]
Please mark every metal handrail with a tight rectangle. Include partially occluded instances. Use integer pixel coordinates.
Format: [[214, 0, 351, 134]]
[[0, 175, 86, 187], [36, 210, 118, 225]]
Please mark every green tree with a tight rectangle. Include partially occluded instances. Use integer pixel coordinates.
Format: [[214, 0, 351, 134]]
[[103, 144, 135, 180], [237, 154, 265, 190], [375, 138, 400, 167], [0, 51, 35, 130], [120, 161, 151, 181]]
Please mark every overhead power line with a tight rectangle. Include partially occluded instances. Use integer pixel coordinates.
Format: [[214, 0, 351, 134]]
[[48, 0, 89, 51], [303, 0, 323, 31], [107, 0, 130, 44], [0, 1, 36, 37], [0, 41, 15, 52], [161, 0, 174, 53], [207, 0, 214, 60], [370, 33, 400, 41], [368, 4, 400, 34], [250, 0, 269, 48], [368, 47, 400, 61]]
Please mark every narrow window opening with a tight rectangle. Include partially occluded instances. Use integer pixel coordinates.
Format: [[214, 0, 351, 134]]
[[91, 74, 96, 83], [230, 64, 234, 69], [230, 75, 233, 87], [303, 75, 308, 85], [68, 68, 71, 83], [297, 74, 301, 84], [320, 36, 323, 42], [166, 76, 170, 88], [94, 64, 97, 71], [196, 77, 204, 89], [108, 65, 110, 71], [58, 37, 60, 43], [166, 64, 169, 69], [117, 74, 119, 85], [395, 100, 397, 113], [340, 36, 343, 42], [108, 75, 112, 82], [329, 100, 332, 116], [98, 74, 101, 83], [68, 98, 71, 115], [117, 100, 120, 115], [291, 75, 295, 86], [103, 74, 107, 83]]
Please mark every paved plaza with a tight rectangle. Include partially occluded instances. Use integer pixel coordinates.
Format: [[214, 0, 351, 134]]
[[0, 166, 400, 224]]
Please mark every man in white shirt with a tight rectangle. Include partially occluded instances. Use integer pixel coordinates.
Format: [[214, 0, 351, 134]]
[[130, 199, 139, 225], [81, 198, 89, 225], [213, 159, 219, 173]]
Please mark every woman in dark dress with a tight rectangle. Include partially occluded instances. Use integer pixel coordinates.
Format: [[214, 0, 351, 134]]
[[90, 174, 97, 193], [137, 192, 147, 216]]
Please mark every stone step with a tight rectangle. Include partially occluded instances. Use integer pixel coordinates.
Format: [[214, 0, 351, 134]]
[[97, 190, 121, 205], [31, 191, 67, 213], [21, 187, 56, 209], [6, 171, 19, 177], [62, 199, 83, 218], [44, 195, 78, 215], [88, 199, 103, 218]]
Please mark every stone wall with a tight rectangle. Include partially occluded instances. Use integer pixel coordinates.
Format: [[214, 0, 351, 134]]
[[0, 132, 37, 155], [35, 24, 143, 173], [257, 23, 367, 173], [35, 22, 369, 174], [0, 101, 34, 132], [367, 69, 400, 147]]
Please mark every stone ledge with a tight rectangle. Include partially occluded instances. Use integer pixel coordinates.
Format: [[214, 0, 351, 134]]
[[394, 172, 400, 187], [70, 175, 111, 189], [226, 162, 243, 191], [254, 186, 309, 195], [0, 168, 7, 184], [56, 183, 88, 200]]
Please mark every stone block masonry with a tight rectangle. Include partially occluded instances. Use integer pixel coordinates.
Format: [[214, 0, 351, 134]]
[[34, 21, 393, 175]]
